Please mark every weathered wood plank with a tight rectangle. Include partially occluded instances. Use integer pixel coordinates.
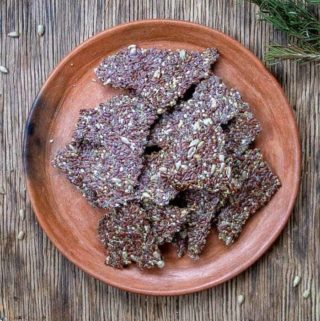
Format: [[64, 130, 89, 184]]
[[0, 0, 318, 320]]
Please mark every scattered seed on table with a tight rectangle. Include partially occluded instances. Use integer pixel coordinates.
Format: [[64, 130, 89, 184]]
[[0, 66, 9, 74], [237, 294, 245, 305], [49, 139, 54, 143], [8, 31, 20, 38], [19, 209, 25, 221], [37, 24, 45, 36], [17, 231, 25, 240], [303, 289, 311, 299], [293, 275, 301, 287]]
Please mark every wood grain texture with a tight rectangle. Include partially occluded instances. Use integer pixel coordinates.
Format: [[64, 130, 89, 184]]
[[0, 0, 319, 320]]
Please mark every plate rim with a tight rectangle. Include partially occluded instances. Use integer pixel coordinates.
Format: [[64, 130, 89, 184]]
[[23, 19, 302, 296]]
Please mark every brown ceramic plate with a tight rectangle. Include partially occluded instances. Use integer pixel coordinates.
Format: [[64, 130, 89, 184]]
[[24, 20, 301, 296]]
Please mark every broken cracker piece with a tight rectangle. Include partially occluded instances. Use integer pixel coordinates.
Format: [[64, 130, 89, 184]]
[[53, 95, 156, 208], [72, 95, 157, 150], [185, 190, 220, 259], [150, 75, 241, 148], [158, 124, 231, 192], [143, 204, 191, 244], [98, 203, 163, 269], [96, 46, 219, 109], [216, 149, 281, 245], [53, 143, 141, 207], [137, 153, 178, 206], [224, 92, 261, 156]]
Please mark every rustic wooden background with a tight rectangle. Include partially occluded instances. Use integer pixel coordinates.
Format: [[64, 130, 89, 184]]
[[0, 0, 319, 320]]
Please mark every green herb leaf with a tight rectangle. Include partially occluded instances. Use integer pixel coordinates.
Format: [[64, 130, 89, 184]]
[[251, 0, 320, 63], [265, 44, 320, 63]]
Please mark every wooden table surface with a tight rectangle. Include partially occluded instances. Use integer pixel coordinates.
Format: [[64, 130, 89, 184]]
[[1, 1, 319, 320]]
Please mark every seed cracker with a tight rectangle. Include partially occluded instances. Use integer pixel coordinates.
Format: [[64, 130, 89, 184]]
[[98, 203, 164, 269], [158, 124, 232, 192], [172, 190, 220, 259], [96, 45, 219, 109], [216, 149, 281, 245], [53, 143, 142, 207], [53, 95, 156, 208], [172, 228, 188, 258], [149, 75, 241, 148], [185, 191, 221, 259], [145, 204, 191, 244], [224, 92, 261, 155], [72, 95, 157, 149], [137, 153, 178, 206]]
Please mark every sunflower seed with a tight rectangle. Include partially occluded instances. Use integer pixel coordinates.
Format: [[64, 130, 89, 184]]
[[127, 44, 137, 55], [120, 136, 130, 145], [111, 177, 121, 184], [157, 260, 165, 268], [187, 147, 196, 159], [211, 98, 217, 108], [175, 161, 181, 170], [153, 251, 161, 259], [8, 31, 20, 38], [303, 289, 311, 299], [179, 50, 186, 60], [225, 166, 232, 178], [178, 120, 184, 128], [237, 294, 244, 305], [0, 66, 9, 74], [142, 192, 151, 199], [19, 209, 25, 221], [192, 121, 201, 130], [153, 69, 161, 79], [157, 108, 164, 114], [189, 139, 200, 147], [37, 24, 45, 36], [293, 275, 301, 287], [150, 174, 158, 181], [202, 118, 213, 126], [17, 231, 25, 240]]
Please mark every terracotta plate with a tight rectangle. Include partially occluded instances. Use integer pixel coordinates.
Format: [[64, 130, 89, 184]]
[[24, 20, 301, 295]]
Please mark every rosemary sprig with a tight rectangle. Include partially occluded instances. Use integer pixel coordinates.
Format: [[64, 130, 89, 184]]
[[265, 44, 320, 63], [251, 0, 320, 63]]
